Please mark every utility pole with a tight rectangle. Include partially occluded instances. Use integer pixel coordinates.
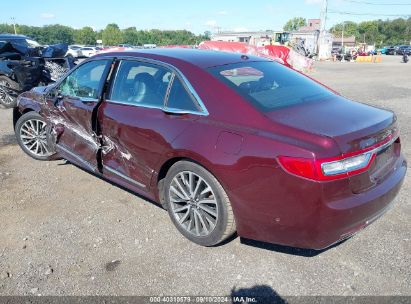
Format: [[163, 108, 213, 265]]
[[318, 0, 328, 60], [11, 17, 17, 34], [341, 21, 345, 62]]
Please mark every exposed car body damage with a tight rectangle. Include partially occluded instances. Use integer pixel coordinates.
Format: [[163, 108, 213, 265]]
[[0, 41, 75, 108]]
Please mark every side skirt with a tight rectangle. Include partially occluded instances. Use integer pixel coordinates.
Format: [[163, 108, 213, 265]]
[[56, 144, 98, 173], [104, 165, 146, 189]]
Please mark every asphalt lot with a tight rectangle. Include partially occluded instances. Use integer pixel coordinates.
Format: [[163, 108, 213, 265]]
[[0, 55, 410, 298]]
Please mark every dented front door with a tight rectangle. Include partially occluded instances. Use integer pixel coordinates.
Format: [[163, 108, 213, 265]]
[[49, 59, 112, 172]]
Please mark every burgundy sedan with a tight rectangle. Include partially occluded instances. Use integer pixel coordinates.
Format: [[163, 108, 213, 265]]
[[13, 49, 406, 249]]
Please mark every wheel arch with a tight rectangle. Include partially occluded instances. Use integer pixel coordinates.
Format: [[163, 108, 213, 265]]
[[13, 107, 37, 130], [153, 154, 225, 210]]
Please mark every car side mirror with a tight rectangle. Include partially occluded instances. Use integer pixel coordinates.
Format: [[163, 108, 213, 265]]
[[50, 89, 64, 106], [56, 90, 63, 99]]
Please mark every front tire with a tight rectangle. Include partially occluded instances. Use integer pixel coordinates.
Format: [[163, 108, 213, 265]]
[[164, 161, 236, 246], [15, 112, 55, 161], [0, 76, 19, 108]]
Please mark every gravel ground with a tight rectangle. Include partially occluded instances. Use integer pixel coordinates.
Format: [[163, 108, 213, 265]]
[[0, 55, 410, 298]]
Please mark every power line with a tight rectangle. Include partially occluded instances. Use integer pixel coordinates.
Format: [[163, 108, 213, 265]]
[[341, 0, 411, 5], [328, 9, 411, 17]]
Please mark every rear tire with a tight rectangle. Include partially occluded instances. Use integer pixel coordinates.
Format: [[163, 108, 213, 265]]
[[15, 111, 55, 161], [164, 161, 236, 246], [0, 76, 19, 108]]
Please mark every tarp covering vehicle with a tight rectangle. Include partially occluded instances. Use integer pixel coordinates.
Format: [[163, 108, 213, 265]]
[[198, 41, 313, 73], [0, 42, 75, 108]]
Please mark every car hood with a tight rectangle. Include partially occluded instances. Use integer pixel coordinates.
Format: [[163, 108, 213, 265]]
[[264, 95, 396, 154], [17, 85, 49, 106], [31, 85, 49, 93]]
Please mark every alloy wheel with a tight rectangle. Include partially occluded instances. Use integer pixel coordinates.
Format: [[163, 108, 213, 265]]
[[0, 80, 14, 106], [169, 171, 218, 237], [19, 119, 51, 157]]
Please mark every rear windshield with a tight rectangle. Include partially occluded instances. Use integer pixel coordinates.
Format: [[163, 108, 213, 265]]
[[208, 61, 334, 112]]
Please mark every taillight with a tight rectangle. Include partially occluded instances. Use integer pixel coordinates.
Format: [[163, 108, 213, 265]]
[[278, 135, 398, 181], [278, 156, 318, 180], [321, 152, 374, 177], [318, 152, 376, 180]]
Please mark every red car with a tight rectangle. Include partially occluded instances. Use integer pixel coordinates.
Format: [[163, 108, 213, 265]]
[[13, 49, 406, 249]]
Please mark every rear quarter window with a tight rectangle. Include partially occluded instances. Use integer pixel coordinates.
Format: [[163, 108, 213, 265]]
[[166, 77, 200, 112]]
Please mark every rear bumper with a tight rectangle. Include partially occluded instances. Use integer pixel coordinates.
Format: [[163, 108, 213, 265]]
[[234, 154, 407, 250], [312, 158, 406, 249]]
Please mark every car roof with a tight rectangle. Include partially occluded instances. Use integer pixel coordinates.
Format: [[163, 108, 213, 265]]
[[0, 34, 29, 39], [95, 48, 269, 69]]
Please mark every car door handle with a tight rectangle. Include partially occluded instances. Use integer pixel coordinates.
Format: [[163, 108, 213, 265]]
[[162, 108, 189, 116]]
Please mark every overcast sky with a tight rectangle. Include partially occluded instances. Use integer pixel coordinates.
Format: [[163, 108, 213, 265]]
[[1, 0, 410, 33]]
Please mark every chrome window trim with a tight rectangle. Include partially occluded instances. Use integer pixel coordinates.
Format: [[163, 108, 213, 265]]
[[77, 97, 98, 103], [105, 99, 208, 116], [103, 56, 209, 116], [106, 99, 164, 111], [164, 72, 176, 107]]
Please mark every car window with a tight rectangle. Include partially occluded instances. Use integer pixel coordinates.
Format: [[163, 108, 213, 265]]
[[59, 60, 110, 99], [26, 39, 41, 47], [166, 77, 199, 112], [110, 60, 170, 107], [208, 61, 334, 112], [5, 39, 28, 47], [126, 65, 157, 80], [1, 38, 40, 48]]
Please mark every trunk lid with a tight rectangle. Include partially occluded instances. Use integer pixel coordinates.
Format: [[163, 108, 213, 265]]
[[265, 95, 399, 191]]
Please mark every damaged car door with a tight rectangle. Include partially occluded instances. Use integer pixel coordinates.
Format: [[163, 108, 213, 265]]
[[98, 60, 173, 190], [48, 59, 112, 172], [98, 59, 203, 192]]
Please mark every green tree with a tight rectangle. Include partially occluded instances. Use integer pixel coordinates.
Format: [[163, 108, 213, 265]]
[[122, 27, 139, 45], [330, 21, 359, 39], [283, 17, 307, 32], [74, 26, 96, 45], [357, 21, 384, 45], [406, 17, 411, 44], [329, 18, 411, 47], [32, 24, 75, 44], [16, 25, 42, 41], [102, 23, 123, 46], [0, 23, 14, 34], [203, 31, 212, 40], [95, 30, 103, 42], [6, 18, 410, 48], [382, 18, 408, 45]]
